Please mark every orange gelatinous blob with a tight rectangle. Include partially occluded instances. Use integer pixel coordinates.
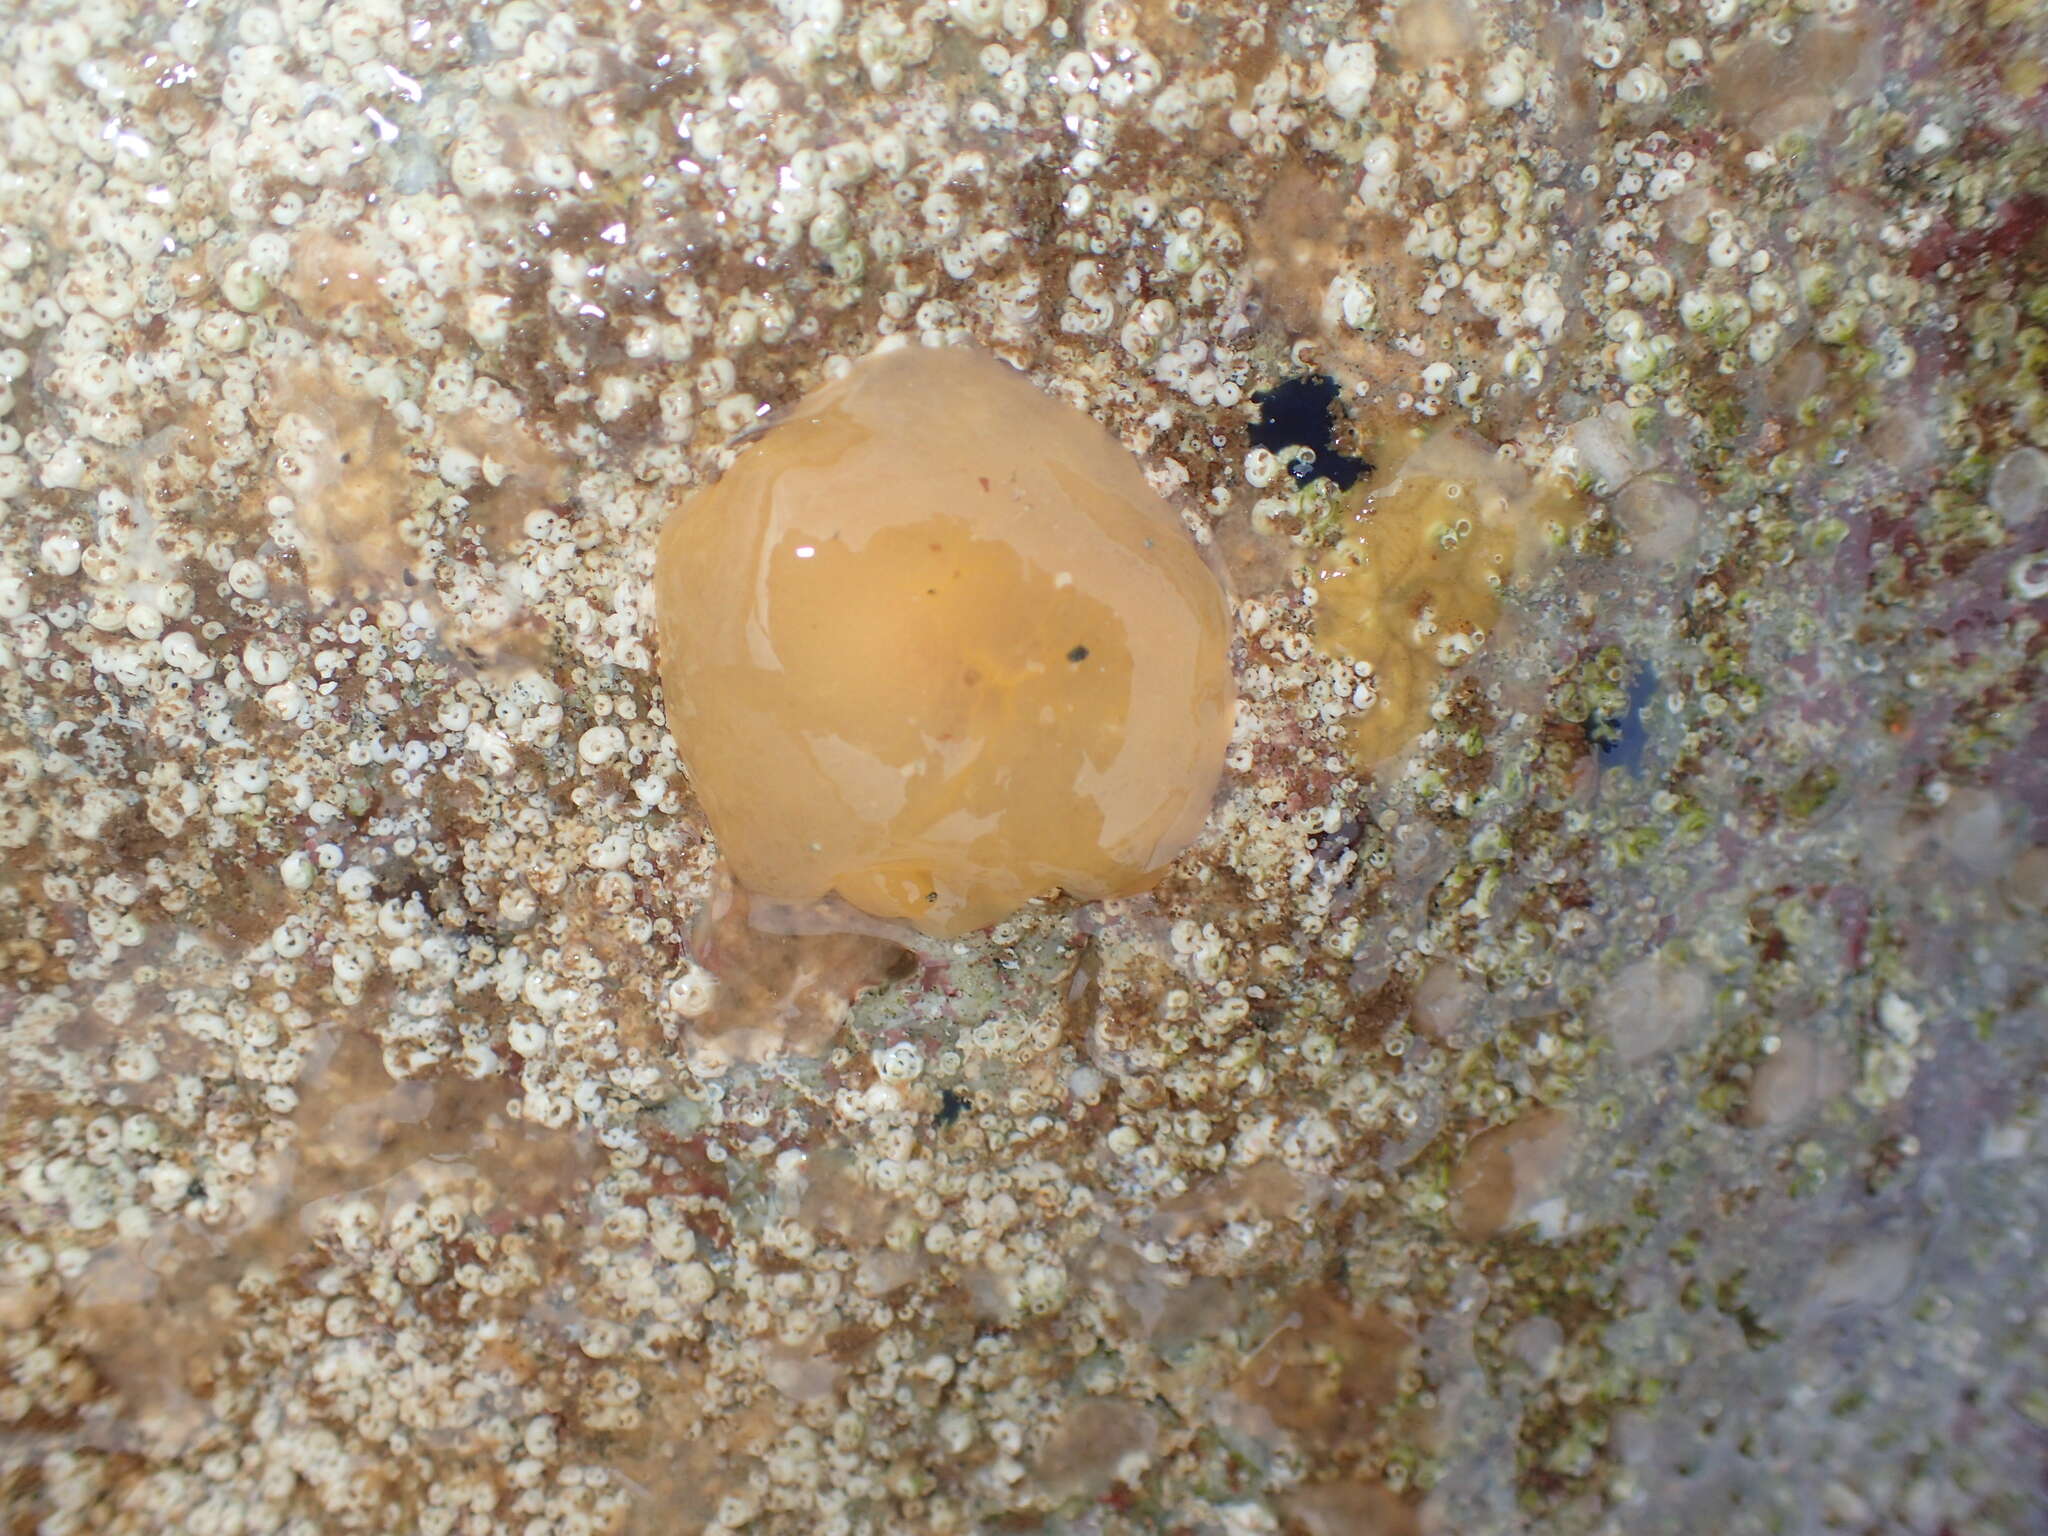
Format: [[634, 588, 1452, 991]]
[[654, 346, 1235, 938]]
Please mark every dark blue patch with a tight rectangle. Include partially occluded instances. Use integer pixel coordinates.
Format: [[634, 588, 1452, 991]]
[[1249, 374, 1370, 490], [1591, 664, 1658, 773]]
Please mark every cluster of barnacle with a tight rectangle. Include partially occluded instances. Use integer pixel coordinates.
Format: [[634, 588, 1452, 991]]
[[1, 0, 2039, 1530]]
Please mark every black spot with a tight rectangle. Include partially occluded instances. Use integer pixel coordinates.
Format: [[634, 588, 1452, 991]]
[[1249, 374, 1370, 489], [1067, 644, 1089, 662], [936, 1089, 971, 1128]]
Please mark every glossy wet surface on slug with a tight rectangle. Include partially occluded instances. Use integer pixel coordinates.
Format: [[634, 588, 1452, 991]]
[[654, 346, 1234, 937]]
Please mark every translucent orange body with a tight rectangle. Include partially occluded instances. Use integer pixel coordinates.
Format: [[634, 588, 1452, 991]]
[[654, 347, 1234, 937]]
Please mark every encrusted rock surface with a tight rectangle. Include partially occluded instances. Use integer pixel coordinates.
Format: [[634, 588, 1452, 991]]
[[0, 2, 2042, 1533]]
